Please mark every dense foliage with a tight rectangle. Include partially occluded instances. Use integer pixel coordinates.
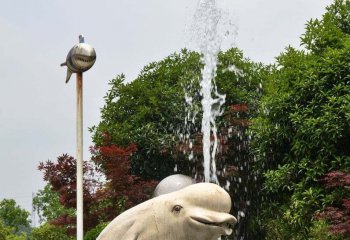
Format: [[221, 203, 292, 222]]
[[0, 199, 30, 235], [90, 49, 203, 180], [83, 222, 109, 240], [30, 223, 73, 240], [317, 171, 350, 235], [251, 0, 350, 238], [90, 47, 268, 239], [29, 1, 350, 239], [33, 184, 75, 224], [38, 154, 97, 235], [91, 142, 157, 214], [36, 146, 156, 236], [0, 220, 26, 240], [90, 48, 267, 180]]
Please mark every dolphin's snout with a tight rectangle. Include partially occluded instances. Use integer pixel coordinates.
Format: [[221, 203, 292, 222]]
[[190, 213, 237, 236], [220, 215, 237, 235], [227, 215, 237, 226]]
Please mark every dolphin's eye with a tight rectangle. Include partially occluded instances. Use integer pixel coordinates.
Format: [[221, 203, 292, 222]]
[[172, 205, 183, 213]]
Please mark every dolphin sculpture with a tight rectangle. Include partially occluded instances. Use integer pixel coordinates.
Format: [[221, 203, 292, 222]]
[[60, 35, 96, 83], [97, 183, 236, 240]]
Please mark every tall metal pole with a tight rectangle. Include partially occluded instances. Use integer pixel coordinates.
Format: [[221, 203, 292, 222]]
[[76, 72, 84, 240], [61, 35, 95, 240]]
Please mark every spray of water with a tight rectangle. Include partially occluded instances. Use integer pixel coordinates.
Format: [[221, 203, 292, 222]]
[[192, 0, 226, 183]]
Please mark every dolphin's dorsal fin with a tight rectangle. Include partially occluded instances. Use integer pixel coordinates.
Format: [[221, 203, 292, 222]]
[[65, 69, 73, 83], [79, 35, 85, 43]]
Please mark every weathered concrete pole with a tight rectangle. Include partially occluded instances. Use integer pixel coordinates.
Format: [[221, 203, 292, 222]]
[[76, 72, 83, 240]]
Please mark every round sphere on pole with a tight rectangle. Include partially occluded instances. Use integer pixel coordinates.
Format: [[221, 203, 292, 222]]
[[153, 174, 195, 197]]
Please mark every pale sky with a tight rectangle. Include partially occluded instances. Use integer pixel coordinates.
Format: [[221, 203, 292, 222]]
[[0, 0, 333, 216]]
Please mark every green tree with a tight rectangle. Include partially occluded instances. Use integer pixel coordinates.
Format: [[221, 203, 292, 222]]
[[90, 48, 267, 180], [30, 223, 73, 240], [33, 184, 74, 224], [83, 222, 109, 240], [251, 0, 350, 238], [90, 49, 203, 180], [0, 199, 30, 234], [0, 220, 26, 240]]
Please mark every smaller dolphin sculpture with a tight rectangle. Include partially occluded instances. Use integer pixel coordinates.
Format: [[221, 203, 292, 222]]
[[97, 183, 236, 240], [61, 35, 96, 83]]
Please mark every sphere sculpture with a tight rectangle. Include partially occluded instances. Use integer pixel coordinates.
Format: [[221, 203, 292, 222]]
[[97, 183, 236, 240], [60, 35, 96, 83], [153, 174, 195, 197]]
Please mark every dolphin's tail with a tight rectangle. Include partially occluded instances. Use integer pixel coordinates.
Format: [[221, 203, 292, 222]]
[[61, 62, 73, 83], [65, 69, 73, 83]]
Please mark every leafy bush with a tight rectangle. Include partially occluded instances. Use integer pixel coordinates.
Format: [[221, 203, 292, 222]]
[[0, 199, 30, 234], [250, 0, 350, 238], [30, 223, 73, 240], [83, 222, 109, 240], [309, 220, 343, 240], [0, 220, 26, 240]]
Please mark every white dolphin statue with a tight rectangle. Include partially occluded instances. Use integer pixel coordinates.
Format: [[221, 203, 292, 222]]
[[97, 183, 237, 240]]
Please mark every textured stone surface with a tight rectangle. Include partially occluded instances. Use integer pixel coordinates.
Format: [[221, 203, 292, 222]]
[[97, 183, 236, 240]]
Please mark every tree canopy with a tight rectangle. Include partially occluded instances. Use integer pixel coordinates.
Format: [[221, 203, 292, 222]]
[[90, 48, 267, 181], [251, 0, 350, 238], [0, 220, 26, 240], [0, 199, 30, 234]]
